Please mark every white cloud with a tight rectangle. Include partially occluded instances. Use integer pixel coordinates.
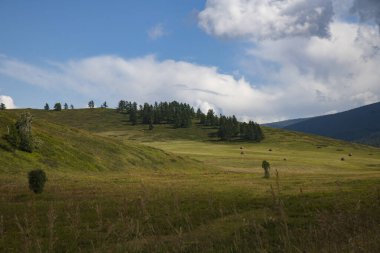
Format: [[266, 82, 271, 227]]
[[244, 21, 380, 119], [197, 0, 380, 122], [198, 0, 334, 40], [148, 24, 166, 40], [0, 95, 16, 109], [0, 55, 275, 122]]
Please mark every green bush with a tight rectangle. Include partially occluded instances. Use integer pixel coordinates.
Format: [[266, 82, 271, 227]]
[[28, 169, 47, 194], [6, 112, 34, 152], [262, 160, 270, 178]]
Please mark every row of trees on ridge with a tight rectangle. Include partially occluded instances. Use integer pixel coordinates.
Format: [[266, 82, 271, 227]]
[[116, 100, 264, 142]]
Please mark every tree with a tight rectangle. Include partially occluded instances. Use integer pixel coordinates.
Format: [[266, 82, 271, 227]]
[[218, 116, 235, 140], [88, 100, 95, 108], [54, 103, 62, 111], [196, 108, 202, 118], [117, 100, 126, 112], [70, 104, 74, 109], [262, 160, 270, 178], [44, 103, 50, 111], [130, 102, 138, 125], [28, 169, 47, 194], [0, 103, 6, 110], [7, 112, 35, 152], [6, 124, 20, 150], [206, 109, 215, 126], [101, 101, 108, 109], [64, 103, 69, 110]]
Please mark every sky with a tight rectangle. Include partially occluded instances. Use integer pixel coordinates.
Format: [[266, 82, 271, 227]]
[[0, 0, 380, 123]]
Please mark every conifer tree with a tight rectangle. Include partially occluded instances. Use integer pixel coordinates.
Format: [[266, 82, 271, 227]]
[[88, 100, 95, 108], [0, 103, 6, 110], [130, 102, 138, 125], [44, 103, 50, 111], [54, 102, 62, 111], [101, 101, 108, 109]]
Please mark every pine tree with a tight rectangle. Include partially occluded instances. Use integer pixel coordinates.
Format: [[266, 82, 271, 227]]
[[54, 103, 62, 111], [88, 100, 95, 108], [218, 116, 236, 140], [15, 112, 34, 152], [70, 104, 74, 109], [64, 103, 69, 110], [117, 100, 126, 112], [101, 101, 108, 109], [44, 103, 50, 111], [0, 103, 6, 110], [196, 108, 202, 118], [130, 102, 138, 125], [206, 109, 215, 126]]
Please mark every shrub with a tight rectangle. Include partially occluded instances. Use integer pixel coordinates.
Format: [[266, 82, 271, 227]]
[[262, 160, 270, 178], [5, 113, 34, 152], [28, 169, 47, 194]]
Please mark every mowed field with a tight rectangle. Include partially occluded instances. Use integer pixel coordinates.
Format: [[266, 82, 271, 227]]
[[1, 109, 380, 252]]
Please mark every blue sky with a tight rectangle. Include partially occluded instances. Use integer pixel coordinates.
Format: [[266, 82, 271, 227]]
[[1, 0, 380, 122]]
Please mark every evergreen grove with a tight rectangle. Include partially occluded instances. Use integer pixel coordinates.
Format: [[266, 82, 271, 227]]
[[116, 100, 264, 142]]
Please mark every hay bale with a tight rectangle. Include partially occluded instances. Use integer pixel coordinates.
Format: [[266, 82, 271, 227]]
[[341, 157, 345, 161]]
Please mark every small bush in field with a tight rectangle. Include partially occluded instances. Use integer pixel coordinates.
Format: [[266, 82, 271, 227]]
[[28, 169, 47, 194], [262, 160, 270, 178]]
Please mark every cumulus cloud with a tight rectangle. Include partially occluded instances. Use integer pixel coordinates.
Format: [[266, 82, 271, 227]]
[[198, 0, 334, 40], [0, 95, 16, 109], [196, 0, 380, 121], [244, 21, 380, 118], [0, 55, 277, 121], [148, 24, 166, 40]]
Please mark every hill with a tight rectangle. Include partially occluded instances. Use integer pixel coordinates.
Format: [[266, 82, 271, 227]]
[[0, 109, 199, 173], [266, 102, 380, 146], [0, 108, 380, 252]]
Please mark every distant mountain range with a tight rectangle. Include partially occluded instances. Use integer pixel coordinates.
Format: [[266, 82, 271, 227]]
[[265, 101, 380, 147]]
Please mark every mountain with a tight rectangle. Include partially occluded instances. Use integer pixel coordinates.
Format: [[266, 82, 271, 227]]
[[271, 102, 380, 146], [264, 118, 310, 128]]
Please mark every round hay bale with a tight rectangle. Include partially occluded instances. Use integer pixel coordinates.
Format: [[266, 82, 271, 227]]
[[341, 157, 345, 161], [240, 151, 245, 155], [348, 153, 352, 157]]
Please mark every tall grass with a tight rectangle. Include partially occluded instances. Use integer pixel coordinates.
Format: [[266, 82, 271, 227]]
[[1, 177, 379, 252]]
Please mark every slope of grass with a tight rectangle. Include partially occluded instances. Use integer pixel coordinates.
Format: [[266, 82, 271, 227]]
[[0, 110, 200, 173], [0, 108, 380, 252]]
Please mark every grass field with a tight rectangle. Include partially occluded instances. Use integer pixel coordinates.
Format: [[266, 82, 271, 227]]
[[0, 109, 380, 252]]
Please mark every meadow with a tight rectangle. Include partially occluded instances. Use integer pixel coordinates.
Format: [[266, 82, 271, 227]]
[[0, 109, 379, 252]]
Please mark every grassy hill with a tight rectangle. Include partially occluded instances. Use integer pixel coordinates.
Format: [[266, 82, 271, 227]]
[[0, 109, 199, 173], [0, 108, 380, 252]]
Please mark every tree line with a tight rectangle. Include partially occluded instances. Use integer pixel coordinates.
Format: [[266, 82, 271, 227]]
[[116, 100, 264, 142], [44, 102, 74, 111]]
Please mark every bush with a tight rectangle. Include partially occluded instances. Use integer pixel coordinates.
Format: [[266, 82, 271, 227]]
[[5, 112, 34, 152], [262, 160, 270, 178], [28, 169, 47, 194]]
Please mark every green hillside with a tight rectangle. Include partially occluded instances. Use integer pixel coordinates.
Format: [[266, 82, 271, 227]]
[[1, 108, 380, 252], [0, 109, 199, 173]]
